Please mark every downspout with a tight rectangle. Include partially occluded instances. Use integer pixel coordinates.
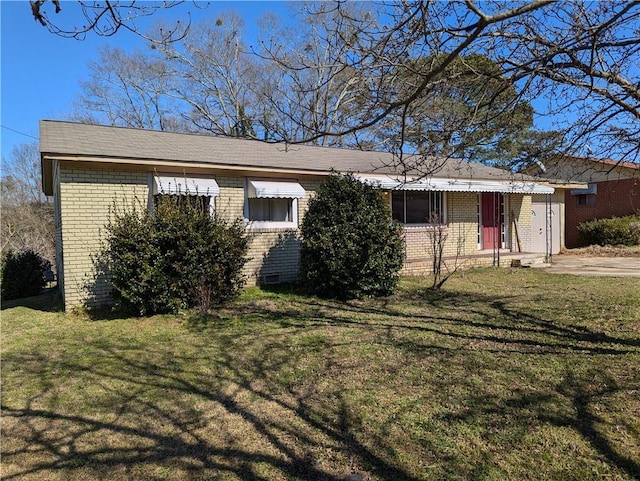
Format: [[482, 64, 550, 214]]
[[493, 191, 500, 267], [546, 193, 552, 264]]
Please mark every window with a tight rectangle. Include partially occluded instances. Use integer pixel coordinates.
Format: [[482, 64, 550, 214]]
[[392, 191, 444, 224], [571, 183, 597, 207], [578, 194, 596, 206], [245, 179, 305, 228], [151, 174, 219, 216], [154, 194, 213, 214], [248, 198, 293, 222]]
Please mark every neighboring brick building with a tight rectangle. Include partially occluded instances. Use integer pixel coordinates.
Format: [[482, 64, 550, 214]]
[[524, 156, 640, 248], [41, 120, 557, 310]]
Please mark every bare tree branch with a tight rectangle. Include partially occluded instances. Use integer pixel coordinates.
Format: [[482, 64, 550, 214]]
[[29, 0, 193, 42], [62, 0, 639, 165]]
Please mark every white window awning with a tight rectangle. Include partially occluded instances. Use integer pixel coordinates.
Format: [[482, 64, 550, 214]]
[[357, 175, 554, 195], [154, 175, 220, 196], [248, 180, 305, 198]]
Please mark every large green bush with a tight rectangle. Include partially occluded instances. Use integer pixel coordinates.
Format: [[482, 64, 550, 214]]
[[578, 214, 640, 247], [1, 249, 48, 300], [300, 173, 405, 299], [99, 196, 249, 315]]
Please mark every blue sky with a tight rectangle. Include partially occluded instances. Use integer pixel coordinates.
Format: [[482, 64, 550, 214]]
[[2, 1, 635, 165], [0, 1, 290, 162]]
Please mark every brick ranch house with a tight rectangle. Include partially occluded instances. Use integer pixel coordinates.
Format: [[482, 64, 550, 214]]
[[524, 156, 640, 248], [41, 120, 565, 311]]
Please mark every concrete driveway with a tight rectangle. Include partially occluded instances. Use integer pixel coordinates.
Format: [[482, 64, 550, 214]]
[[544, 256, 640, 277]]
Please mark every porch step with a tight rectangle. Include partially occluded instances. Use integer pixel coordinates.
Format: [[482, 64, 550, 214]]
[[512, 254, 550, 268], [402, 252, 550, 275]]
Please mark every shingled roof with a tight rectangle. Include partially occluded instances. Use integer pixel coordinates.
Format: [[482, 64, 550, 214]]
[[40, 120, 553, 195], [42, 120, 538, 176]]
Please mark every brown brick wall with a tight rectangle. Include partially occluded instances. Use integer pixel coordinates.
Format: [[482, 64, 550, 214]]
[[565, 177, 640, 247]]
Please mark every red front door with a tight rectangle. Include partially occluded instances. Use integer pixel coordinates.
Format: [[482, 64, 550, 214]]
[[481, 193, 503, 249]]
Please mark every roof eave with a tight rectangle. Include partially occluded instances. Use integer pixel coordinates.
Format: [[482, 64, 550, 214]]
[[41, 153, 339, 178]]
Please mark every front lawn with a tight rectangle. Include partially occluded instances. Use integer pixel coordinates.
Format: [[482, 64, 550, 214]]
[[2, 269, 639, 480]]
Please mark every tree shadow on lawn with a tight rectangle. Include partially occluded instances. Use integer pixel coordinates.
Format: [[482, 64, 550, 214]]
[[437, 369, 640, 479], [0, 287, 63, 312], [294, 291, 640, 356], [2, 337, 420, 481], [4, 328, 638, 480], [4, 286, 639, 480]]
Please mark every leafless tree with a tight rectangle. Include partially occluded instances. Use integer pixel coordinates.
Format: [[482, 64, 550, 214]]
[[158, 12, 263, 137], [497, 1, 640, 162], [254, 3, 377, 146], [427, 214, 468, 290], [42, 1, 638, 165], [257, 1, 639, 164], [73, 12, 267, 138], [28, 0, 191, 42], [74, 45, 185, 131], [1, 143, 55, 263]]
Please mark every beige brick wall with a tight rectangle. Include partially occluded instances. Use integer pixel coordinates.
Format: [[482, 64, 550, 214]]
[[56, 164, 533, 309], [220, 178, 320, 286], [245, 230, 301, 285], [403, 192, 480, 263], [215, 175, 245, 221], [402, 193, 536, 275], [509, 194, 531, 252], [57, 169, 318, 308], [58, 166, 148, 310], [53, 160, 64, 292]]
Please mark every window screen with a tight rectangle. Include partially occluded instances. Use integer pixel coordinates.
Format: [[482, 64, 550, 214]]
[[248, 198, 292, 222], [392, 191, 444, 224]]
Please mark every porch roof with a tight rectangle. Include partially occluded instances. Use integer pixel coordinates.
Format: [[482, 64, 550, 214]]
[[357, 175, 555, 194]]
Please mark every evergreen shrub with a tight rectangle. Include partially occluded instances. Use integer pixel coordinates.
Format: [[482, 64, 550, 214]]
[[577, 214, 640, 247], [100, 196, 249, 315], [300, 173, 405, 299], [1, 249, 47, 300]]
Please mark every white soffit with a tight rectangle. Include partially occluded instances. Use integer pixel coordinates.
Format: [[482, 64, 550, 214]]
[[248, 180, 306, 198], [357, 175, 554, 194], [155, 175, 220, 196]]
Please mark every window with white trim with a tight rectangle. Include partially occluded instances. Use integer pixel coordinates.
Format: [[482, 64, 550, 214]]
[[392, 191, 445, 224], [248, 198, 293, 222], [151, 174, 219, 216], [244, 179, 305, 228]]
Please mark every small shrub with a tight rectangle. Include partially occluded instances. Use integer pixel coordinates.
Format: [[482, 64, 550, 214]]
[[99, 196, 249, 315], [630, 221, 640, 244], [578, 215, 640, 247], [1, 249, 48, 300], [300, 173, 405, 299]]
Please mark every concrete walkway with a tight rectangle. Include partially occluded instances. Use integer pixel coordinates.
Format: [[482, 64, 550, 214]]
[[544, 256, 640, 277]]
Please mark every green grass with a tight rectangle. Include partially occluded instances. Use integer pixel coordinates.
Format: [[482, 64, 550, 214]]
[[2, 269, 639, 481]]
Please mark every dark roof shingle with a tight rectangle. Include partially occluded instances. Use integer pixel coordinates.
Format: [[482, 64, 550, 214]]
[[40, 120, 531, 181]]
